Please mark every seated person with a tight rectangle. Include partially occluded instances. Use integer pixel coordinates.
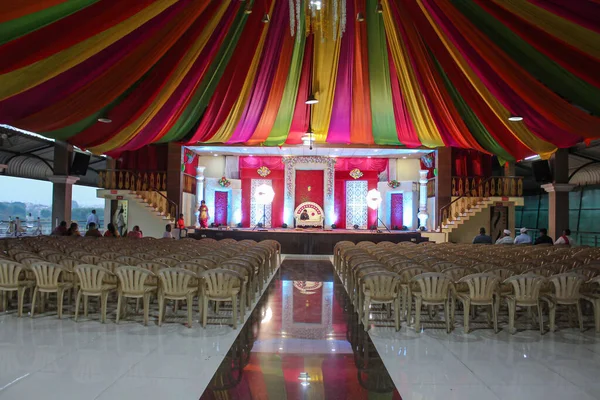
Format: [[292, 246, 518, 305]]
[[177, 214, 185, 230], [554, 228, 573, 246], [67, 222, 81, 237], [300, 209, 310, 221], [495, 229, 513, 245], [104, 222, 119, 238], [163, 224, 174, 239], [127, 225, 143, 239], [472, 227, 492, 244], [514, 227, 532, 245], [534, 228, 554, 245], [52, 221, 68, 236], [85, 222, 102, 237]]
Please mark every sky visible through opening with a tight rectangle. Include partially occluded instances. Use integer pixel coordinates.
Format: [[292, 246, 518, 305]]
[[0, 176, 102, 207]]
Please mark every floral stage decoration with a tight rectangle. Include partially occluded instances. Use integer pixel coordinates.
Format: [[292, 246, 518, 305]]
[[388, 180, 401, 189], [349, 169, 363, 180], [257, 166, 271, 177], [218, 176, 231, 188]]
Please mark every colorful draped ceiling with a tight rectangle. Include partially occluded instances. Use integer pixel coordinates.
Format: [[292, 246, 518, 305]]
[[1, 0, 599, 160]]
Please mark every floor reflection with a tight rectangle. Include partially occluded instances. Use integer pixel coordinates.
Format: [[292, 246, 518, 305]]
[[200, 259, 401, 400]]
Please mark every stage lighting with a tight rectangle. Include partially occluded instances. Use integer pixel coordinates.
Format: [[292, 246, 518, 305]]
[[282, 223, 288, 228], [254, 184, 275, 205], [366, 189, 382, 211], [331, 224, 337, 229], [353, 224, 359, 230]]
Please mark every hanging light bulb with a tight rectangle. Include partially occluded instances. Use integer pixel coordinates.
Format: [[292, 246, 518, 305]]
[[508, 115, 524, 122], [244, 1, 252, 14], [376, 3, 383, 13], [97, 118, 112, 124], [356, 12, 365, 22], [262, 13, 270, 23], [305, 94, 318, 104]]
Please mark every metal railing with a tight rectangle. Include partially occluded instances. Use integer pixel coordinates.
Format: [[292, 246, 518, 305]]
[[1, 218, 105, 237], [519, 228, 600, 247], [439, 176, 523, 229]]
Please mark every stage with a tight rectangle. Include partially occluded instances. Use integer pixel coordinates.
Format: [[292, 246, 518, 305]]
[[190, 228, 425, 255]]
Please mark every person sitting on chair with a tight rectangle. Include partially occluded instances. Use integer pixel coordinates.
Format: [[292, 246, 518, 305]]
[[300, 209, 310, 221]]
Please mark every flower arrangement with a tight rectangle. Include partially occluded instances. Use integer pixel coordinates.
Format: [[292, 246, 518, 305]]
[[388, 180, 401, 189], [349, 168, 363, 179], [257, 166, 271, 177], [218, 176, 231, 188]]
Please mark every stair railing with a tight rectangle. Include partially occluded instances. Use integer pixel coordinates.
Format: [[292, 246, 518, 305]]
[[439, 176, 524, 229], [142, 189, 178, 221]]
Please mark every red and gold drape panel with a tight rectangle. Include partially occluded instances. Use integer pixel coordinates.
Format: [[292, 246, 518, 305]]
[[295, 170, 325, 208]]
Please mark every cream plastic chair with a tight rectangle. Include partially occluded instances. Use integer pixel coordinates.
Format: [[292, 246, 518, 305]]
[[361, 271, 402, 331], [115, 255, 142, 265], [46, 253, 68, 264], [157, 268, 198, 328], [115, 266, 157, 326], [503, 274, 546, 334], [410, 273, 455, 333], [74, 265, 117, 323], [30, 262, 73, 318], [542, 272, 585, 332], [200, 269, 242, 329], [132, 253, 155, 261], [581, 276, 600, 332], [79, 255, 104, 265], [0, 261, 35, 316], [456, 273, 500, 333], [396, 266, 430, 321], [220, 263, 251, 320], [153, 257, 179, 267]]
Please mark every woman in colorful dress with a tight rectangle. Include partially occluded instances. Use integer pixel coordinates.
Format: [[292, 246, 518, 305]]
[[198, 200, 209, 229]]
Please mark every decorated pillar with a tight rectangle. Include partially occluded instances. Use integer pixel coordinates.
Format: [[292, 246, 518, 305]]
[[418, 170, 429, 229], [195, 166, 206, 226], [542, 149, 573, 241], [50, 141, 78, 227]]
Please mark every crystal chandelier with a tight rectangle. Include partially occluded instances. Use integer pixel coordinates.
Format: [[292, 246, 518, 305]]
[[289, 0, 347, 41]]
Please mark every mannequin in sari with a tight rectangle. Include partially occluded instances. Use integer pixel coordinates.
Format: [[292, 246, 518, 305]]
[[199, 200, 209, 228]]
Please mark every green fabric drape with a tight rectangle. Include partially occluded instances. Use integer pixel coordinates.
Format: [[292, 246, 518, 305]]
[[0, 0, 99, 45], [159, 5, 249, 143], [264, 7, 306, 146], [367, 0, 400, 145], [433, 56, 514, 163], [454, 0, 600, 116]]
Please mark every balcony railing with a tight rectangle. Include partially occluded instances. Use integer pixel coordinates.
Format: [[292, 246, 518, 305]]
[[98, 170, 167, 192], [451, 176, 523, 198]]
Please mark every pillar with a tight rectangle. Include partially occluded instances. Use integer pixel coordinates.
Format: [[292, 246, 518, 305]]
[[542, 149, 573, 240], [166, 143, 183, 218], [50, 141, 78, 226], [195, 166, 206, 226], [435, 147, 452, 228], [418, 170, 429, 229]]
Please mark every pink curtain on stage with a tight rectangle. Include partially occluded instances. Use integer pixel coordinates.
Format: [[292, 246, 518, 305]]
[[239, 156, 285, 170]]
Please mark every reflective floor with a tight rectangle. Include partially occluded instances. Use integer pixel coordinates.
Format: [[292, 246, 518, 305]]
[[200, 258, 401, 399]]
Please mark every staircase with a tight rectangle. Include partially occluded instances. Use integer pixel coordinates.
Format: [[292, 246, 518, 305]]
[[129, 191, 176, 224], [441, 197, 495, 234]]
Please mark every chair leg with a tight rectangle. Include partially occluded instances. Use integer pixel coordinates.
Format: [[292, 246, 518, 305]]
[[414, 297, 422, 333], [595, 300, 600, 333], [395, 297, 401, 332], [463, 299, 470, 334], [549, 301, 556, 333], [492, 299, 499, 334], [494, 295, 500, 333], [363, 298, 370, 331], [143, 294, 150, 326], [537, 302, 544, 335], [116, 292, 122, 324], [158, 295, 164, 327], [407, 289, 413, 324], [29, 287, 38, 317], [202, 296, 208, 328], [57, 289, 64, 319], [232, 296, 237, 330], [576, 301, 584, 332], [17, 287, 26, 317], [83, 294, 89, 317], [1, 292, 6, 312], [187, 295, 193, 328], [507, 299, 516, 334], [101, 292, 108, 323], [74, 290, 82, 322], [445, 300, 452, 334]]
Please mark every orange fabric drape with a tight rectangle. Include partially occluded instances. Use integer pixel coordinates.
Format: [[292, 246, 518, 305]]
[[433, 0, 600, 139], [0, 0, 68, 23], [350, 0, 374, 144], [15, 1, 210, 132], [246, 24, 295, 145]]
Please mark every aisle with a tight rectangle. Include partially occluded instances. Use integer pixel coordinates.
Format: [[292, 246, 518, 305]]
[[199, 256, 400, 399]]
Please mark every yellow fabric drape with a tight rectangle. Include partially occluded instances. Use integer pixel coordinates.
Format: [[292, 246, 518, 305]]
[[311, 26, 342, 142], [206, 0, 275, 143], [493, 0, 600, 61], [382, 0, 444, 148], [0, 0, 177, 101], [416, 0, 556, 159], [89, 1, 227, 154]]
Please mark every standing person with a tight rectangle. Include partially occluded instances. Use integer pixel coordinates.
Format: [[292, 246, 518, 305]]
[[163, 224, 174, 239], [534, 228, 554, 245], [495, 229, 514, 245], [198, 200, 209, 229], [86, 210, 99, 230], [116, 208, 126, 237], [514, 227, 532, 245], [472, 227, 492, 244], [554, 229, 574, 245]]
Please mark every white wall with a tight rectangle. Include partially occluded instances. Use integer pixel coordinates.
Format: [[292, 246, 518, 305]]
[[182, 192, 197, 227], [197, 155, 226, 179], [396, 159, 421, 182], [426, 197, 436, 231], [126, 199, 169, 238]]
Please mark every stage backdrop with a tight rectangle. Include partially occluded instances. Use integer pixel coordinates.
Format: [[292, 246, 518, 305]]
[[295, 170, 324, 208]]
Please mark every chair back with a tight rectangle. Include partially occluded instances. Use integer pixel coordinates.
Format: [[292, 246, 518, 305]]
[[158, 268, 196, 296], [548, 272, 585, 301], [18, 257, 44, 266], [30, 262, 66, 289], [458, 273, 499, 302], [13, 252, 39, 263], [411, 273, 453, 302], [430, 261, 455, 273], [132, 253, 155, 261], [100, 252, 118, 260], [442, 266, 476, 282], [137, 261, 169, 275], [58, 258, 82, 270], [470, 263, 499, 273], [46, 253, 68, 263], [152, 257, 179, 267], [189, 258, 218, 269], [174, 262, 208, 275], [395, 266, 430, 283], [503, 274, 546, 303], [362, 271, 401, 300], [0, 261, 25, 288], [200, 269, 242, 298], [75, 265, 112, 293], [115, 266, 154, 295], [487, 268, 516, 281], [80, 255, 104, 265], [68, 250, 88, 259]]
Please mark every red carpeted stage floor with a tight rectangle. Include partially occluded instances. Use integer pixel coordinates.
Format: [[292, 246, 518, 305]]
[[191, 228, 425, 255]]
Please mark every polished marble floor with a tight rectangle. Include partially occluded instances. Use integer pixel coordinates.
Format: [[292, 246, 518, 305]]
[[1, 255, 600, 399]]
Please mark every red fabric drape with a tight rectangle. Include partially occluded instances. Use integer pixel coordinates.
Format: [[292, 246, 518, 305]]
[[239, 156, 285, 170], [183, 148, 198, 175], [295, 170, 324, 208], [334, 178, 346, 228], [334, 171, 379, 229], [118, 145, 167, 171], [240, 168, 284, 228], [452, 148, 492, 177], [334, 157, 388, 172]]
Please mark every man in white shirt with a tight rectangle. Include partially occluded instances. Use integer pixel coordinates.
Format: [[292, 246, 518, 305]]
[[86, 210, 99, 230], [495, 229, 514, 245], [514, 227, 532, 245], [555, 228, 574, 246]]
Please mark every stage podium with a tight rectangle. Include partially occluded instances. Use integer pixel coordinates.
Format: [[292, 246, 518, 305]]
[[294, 202, 324, 228]]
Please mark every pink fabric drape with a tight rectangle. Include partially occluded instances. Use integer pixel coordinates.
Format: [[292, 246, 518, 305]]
[[239, 156, 285, 170], [326, 0, 354, 144], [227, 0, 288, 143], [334, 157, 388, 172]]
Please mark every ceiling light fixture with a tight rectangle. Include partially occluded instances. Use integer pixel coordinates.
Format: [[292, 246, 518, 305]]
[[213, 154, 219, 157], [97, 118, 112, 124], [356, 12, 365, 21], [305, 94, 318, 105], [244, 2, 252, 14], [376, 3, 383, 13], [508, 115, 523, 122], [262, 13, 270, 23]]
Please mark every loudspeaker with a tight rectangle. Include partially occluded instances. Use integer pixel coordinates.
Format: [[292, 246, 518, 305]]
[[532, 160, 553, 183], [71, 152, 91, 176]]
